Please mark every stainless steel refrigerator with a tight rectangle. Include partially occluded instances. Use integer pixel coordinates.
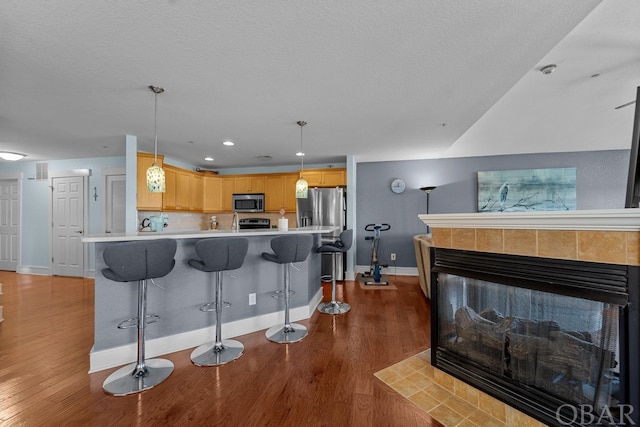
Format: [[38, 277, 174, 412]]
[[296, 187, 346, 280]]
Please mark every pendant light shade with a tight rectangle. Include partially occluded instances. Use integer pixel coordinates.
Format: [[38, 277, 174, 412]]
[[295, 121, 308, 198], [146, 85, 166, 193]]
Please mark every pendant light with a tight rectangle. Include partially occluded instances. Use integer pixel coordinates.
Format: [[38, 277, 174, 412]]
[[295, 120, 308, 198], [146, 85, 166, 192]]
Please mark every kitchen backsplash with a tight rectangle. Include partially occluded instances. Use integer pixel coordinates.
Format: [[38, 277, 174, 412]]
[[138, 211, 297, 231]]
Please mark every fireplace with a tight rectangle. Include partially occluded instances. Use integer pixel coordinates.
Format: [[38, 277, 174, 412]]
[[431, 248, 639, 426]]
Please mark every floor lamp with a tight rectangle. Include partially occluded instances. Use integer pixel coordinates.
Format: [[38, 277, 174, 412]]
[[420, 186, 437, 234]]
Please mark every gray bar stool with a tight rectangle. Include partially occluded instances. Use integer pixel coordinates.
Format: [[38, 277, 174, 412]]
[[262, 234, 313, 343], [188, 237, 249, 366], [317, 229, 352, 314], [101, 239, 177, 396]]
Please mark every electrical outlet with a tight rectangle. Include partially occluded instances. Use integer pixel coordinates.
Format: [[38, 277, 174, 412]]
[[249, 293, 256, 305], [390, 253, 396, 261]]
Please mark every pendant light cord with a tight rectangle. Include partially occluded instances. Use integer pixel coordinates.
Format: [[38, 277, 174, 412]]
[[149, 85, 165, 164], [154, 91, 158, 163], [297, 120, 306, 177]]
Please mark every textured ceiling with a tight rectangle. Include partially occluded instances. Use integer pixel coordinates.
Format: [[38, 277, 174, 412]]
[[1, 0, 637, 170]]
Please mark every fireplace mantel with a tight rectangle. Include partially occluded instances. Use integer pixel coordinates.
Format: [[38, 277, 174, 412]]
[[418, 208, 640, 231], [418, 209, 640, 266]]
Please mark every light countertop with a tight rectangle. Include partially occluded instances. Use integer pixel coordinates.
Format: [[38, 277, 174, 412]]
[[82, 225, 338, 243]]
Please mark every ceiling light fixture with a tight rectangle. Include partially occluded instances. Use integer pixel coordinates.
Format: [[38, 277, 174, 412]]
[[295, 120, 308, 199], [0, 152, 26, 161], [223, 141, 234, 146], [146, 85, 166, 193], [204, 156, 214, 161], [540, 64, 557, 75]]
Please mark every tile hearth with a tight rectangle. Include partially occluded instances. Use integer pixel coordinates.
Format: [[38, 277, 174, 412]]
[[374, 350, 547, 427]]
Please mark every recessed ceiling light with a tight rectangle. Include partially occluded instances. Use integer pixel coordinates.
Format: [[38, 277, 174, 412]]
[[204, 156, 214, 161], [223, 141, 234, 146], [296, 152, 305, 157], [0, 152, 26, 161]]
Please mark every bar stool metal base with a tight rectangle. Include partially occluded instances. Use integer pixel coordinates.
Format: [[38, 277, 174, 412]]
[[103, 358, 174, 396], [318, 300, 351, 315], [265, 323, 308, 343], [190, 339, 244, 366]]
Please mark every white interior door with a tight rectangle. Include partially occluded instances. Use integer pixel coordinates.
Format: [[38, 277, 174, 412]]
[[52, 176, 84, 277], [0, 179, 19, 271], [105, 174, 126, 233]]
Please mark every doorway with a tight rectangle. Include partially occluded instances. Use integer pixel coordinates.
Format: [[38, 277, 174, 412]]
[[104, 171, 126, 233], [0, 179, 20, 271], [51, 175, 85, 277]]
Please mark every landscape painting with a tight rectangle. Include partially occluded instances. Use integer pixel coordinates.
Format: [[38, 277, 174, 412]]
[[477, 167, 576, 212]]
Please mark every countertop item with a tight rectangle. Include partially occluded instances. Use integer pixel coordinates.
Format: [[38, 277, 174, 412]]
[[82, 226, 337, 243]]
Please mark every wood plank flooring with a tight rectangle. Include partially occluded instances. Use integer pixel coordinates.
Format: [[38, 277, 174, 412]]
[[0, 271, 440, 426]]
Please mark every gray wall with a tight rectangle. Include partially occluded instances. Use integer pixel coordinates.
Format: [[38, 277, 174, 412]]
[[355, 149, 630, 268]]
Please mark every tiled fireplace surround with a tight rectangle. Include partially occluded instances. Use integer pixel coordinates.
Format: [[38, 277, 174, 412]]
[[415, 209, 640, 426]]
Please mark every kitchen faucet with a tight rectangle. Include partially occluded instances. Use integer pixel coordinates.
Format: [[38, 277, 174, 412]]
[[231, 212, 239, 231]]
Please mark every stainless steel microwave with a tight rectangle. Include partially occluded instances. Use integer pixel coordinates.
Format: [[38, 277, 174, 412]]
[[232, 193, 265, 212]]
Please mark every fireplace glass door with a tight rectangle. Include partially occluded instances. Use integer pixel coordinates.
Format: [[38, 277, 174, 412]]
[[438, 273, 621, 411]]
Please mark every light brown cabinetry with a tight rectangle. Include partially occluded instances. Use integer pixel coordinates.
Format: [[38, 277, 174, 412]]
[[221, 177, 235, 211], [203, 176, 222, 212], [300, 168, 346, 187], [264, 173, 299, 213], [136, 154, 346, 214], [162, 166, 201, 211], [190, 174, 203, 211], [283, 174, 299, 212], [137, 152, 164, 211], [234, 176, 266, 194], [265, 175, 284, 212]]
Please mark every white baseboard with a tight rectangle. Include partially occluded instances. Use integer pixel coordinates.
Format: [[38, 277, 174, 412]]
[[89, 287, 324, 374], [17, 265, 49, 275]]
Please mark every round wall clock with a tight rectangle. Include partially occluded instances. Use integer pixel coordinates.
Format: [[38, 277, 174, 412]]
[[390, 178, 406, 194]]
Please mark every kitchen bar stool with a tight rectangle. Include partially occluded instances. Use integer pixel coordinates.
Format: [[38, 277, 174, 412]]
[[317, 229, 353, 314], [188, 237, 249, 366], [101, 239, 177, 396], [262, 234, 313, 343]]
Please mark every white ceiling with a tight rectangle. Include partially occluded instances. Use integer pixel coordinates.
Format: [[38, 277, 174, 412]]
[[1, 0, 638, 170]]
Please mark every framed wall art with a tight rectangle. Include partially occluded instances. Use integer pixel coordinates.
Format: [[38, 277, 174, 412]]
[[477, 167, 576, 212]]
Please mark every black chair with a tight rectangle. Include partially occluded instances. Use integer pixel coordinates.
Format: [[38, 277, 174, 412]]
[[101, 239, 177, 396], [262, 234, 313, 343], [316, 229, 353, 314], [188, 237, 249, 366]]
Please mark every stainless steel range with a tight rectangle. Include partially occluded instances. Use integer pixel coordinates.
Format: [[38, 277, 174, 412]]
[[238, 218, 271, 230]]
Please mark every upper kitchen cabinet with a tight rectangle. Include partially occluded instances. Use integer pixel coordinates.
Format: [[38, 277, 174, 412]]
[[221, 177, 235, 211], [203, 176, 222, 212], [162, 165, 193, 211], [283, 173, 299, 212], [300, 168, 346, 187], [190, 173, 203, 211], [137, 152, 164, 211], [235, 175, 266, 194], [265, 173, 299, 213]]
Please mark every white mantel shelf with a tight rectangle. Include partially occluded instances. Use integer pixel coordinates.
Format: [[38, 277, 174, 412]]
[[418, 209, 640, 231]]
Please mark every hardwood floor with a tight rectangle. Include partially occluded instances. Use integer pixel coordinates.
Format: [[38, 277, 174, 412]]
[[0, 271, 440, 426]]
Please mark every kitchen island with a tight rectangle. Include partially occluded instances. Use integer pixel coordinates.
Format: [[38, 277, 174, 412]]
[[83, 226, 335, 373]]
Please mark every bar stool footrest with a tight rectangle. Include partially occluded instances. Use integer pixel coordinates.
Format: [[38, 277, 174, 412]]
[[199, 301, 231, 312], [117, 314, 160, 329], [269, 289, 294, 299]]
